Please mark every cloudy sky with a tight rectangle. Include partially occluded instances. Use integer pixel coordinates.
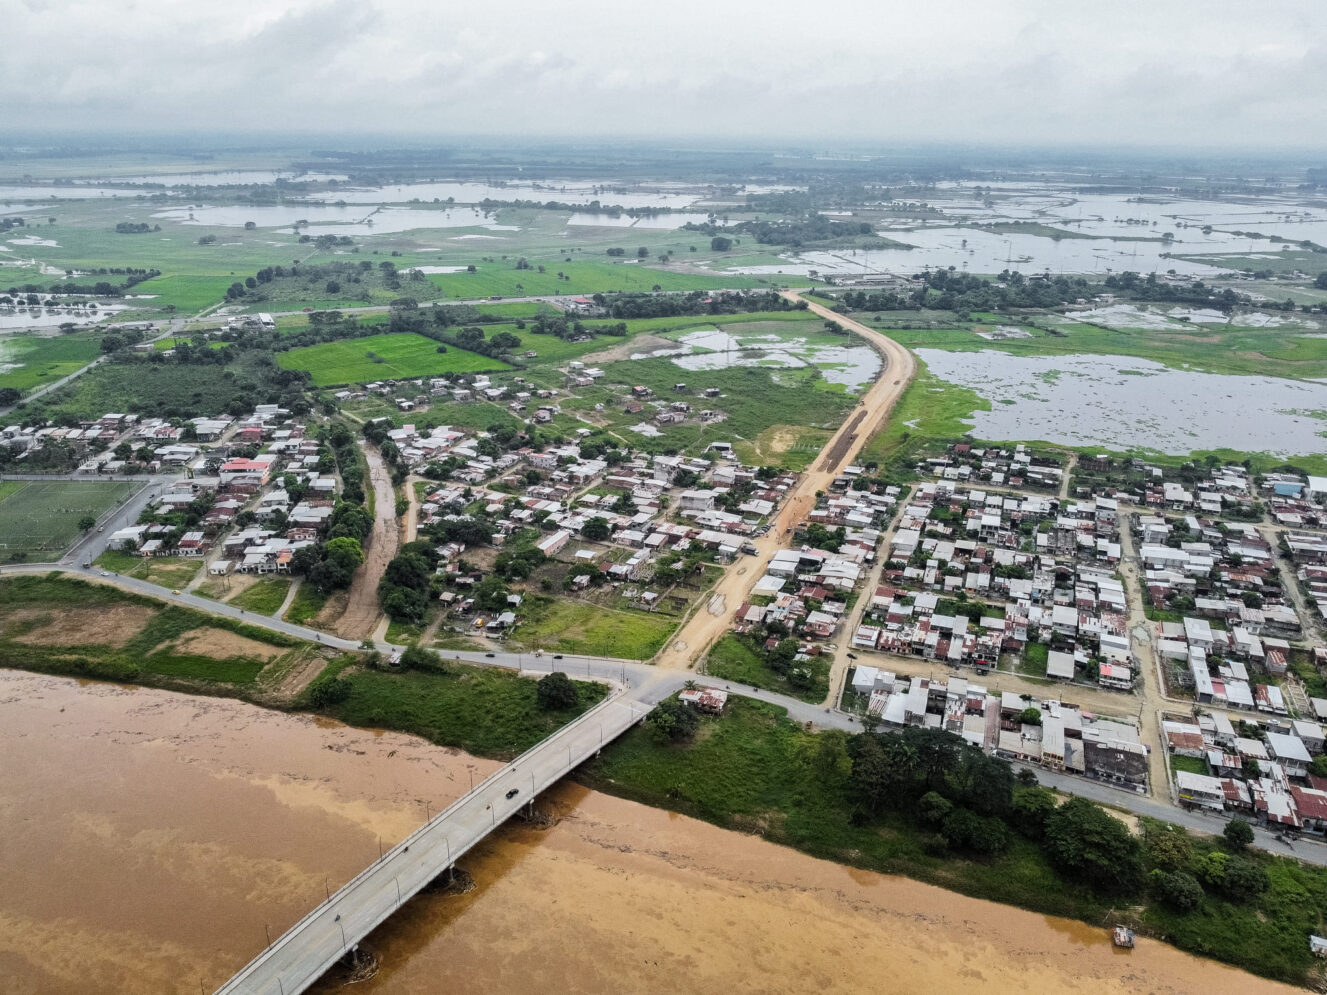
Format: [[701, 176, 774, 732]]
[[1, 0, 1322, 147]]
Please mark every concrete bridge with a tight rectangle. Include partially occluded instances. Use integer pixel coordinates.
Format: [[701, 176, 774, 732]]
[[215, 692, 653, 995]]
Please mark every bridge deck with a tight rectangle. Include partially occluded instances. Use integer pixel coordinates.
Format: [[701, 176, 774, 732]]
[[216, 694, 649, 995]]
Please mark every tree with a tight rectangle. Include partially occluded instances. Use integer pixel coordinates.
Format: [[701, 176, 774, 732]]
[[306, 672, 353, 707], [941, 807, 1011, 855], [1220, 856, 1269, 900], [710, 236, 733, 251], [0, 387, 20, 406], [77, 515, 96, 532], [1043, 796, 1145, 892], [325, 536, 365, 571], [1144, 822, 1192, 872], [581, 517, 611, 541], [1223, 818, 1254, 852], [918, 790, 954, 825], [647, 697, 699, 741], [1309, 754, 1327, 779], [1010, 785, 1057, 839], [537, 671, 579, 710], [1315, 272, 1327, 290], [1150, 869, 1203, 911], [1017, 706, 1042, 726]]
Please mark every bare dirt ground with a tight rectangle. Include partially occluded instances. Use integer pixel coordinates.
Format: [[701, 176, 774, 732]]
[[655, 294, 917, 671], [266, 648, 334, 702], [331, 445, 399, 641], [578, 334, 675, 365], [10, 604, 154, 648], [172, 627, 286, 663]]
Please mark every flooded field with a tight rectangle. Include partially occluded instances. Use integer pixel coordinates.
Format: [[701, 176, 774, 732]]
[[1061, 303, 1321, 332], [151, 204, 521, 235], [634, 327, 882, 392], [0, 670, 1297, 995], [917, 348, 1327, 456]]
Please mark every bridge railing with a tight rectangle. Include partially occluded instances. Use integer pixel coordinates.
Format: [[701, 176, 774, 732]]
[[216, 688, 644, 993]]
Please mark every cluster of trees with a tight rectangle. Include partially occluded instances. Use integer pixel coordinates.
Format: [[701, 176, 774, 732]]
[[451, 324, 522, 357], [12, 268, 162, 298], [292, 534, 365, 593], [1103, 271, 1252, 308], [327, 423, 365, 504], [684, 215, 873, 248], [596, 289, 805, 320], [114, 222, 160, 234], [378, 539, 443, 622]]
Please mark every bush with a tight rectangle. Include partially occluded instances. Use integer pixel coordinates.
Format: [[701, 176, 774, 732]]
[[399, 646, 446, 672], [918, 790, 953, 825], [536, 671, 579, 710], [1044, 796, 1145, 893], [647, 698, 699, 742], [306, 672, 353, 707], [940, 807, 1011, 855], [1151, 869, 1204, 911], [1223, 818, 1255, 851]]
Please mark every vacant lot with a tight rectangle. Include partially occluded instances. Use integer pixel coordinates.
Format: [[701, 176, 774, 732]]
[[505, 595, 679, 660], [703, 633, 830, 702], [0, 575, 298, 685], [317, 659, 608, 759], [0, 479, 138, 562], [0, 332, 103, 395], [277, 332, 508, 385]]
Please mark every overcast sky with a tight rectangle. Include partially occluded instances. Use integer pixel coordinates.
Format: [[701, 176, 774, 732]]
[[1, 0, 1322, 148]]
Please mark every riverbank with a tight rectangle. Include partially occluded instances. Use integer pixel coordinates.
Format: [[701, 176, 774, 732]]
[[0, 671, 1298, 995], [313, 782, 1299, 995], [581, 697, 1327, 987]]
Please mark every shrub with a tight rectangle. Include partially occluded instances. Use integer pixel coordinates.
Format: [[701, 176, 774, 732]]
[[536, 671, 579, 710], [306, 673, 353, 707]]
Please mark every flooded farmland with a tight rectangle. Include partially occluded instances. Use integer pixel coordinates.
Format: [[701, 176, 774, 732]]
[[917, 348, 1327, 456], [0, 670, 1297, 995], [634, 327, 883, 392]]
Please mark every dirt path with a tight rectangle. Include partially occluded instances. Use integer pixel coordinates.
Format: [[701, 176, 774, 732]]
[[330, 445, 399, 641], [275, 578, 302, 620], [1115, 519, 1172, 798], [655, 293, 917, 671]]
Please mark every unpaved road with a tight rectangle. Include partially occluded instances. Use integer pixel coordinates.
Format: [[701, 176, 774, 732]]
[[655, 294, 917, 670], [329, 445, 399, 640]]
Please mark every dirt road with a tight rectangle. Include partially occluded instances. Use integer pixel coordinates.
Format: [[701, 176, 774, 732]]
[[655, 294, 917, 670], [329, 445, 399, 641]]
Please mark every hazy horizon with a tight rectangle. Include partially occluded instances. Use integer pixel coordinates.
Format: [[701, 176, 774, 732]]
[[1, 0, 1323, 151]]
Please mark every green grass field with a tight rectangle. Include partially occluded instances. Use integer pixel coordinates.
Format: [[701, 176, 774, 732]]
[[0, 575, 296, 685], [703, 633, 830, 702], [277, 332, 509, 385], [0, 479, 138, 561], [315, 658, 608, 759], [228, 577, 291, 615], [505, 595, 679, 659], [284, 581, 329, 624], [0, 332, 103, 395]]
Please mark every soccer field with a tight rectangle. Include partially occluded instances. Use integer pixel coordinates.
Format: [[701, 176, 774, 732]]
[[0, 480, 139, 562]]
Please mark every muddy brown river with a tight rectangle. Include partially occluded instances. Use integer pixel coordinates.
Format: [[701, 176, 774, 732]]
[[0, 671, 1295, 994]]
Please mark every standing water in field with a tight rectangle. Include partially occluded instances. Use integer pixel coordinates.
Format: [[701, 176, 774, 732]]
[[916, 349, 1327, 456]]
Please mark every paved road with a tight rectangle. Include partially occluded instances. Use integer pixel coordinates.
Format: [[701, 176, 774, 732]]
[[216, 692, 653, 995]]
